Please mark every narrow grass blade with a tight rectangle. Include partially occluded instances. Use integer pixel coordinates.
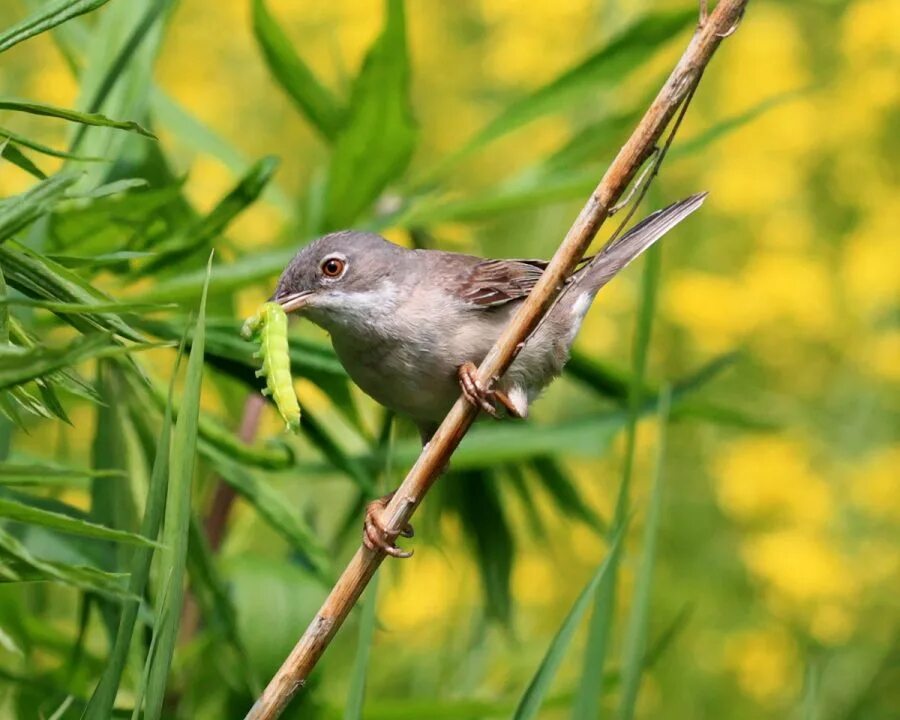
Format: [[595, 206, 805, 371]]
[[0, 126, 104, 160], [0, 100, 154, 137], [186, 516, 259, 694], [0, 526, 133, 600], [252, 0, 343, 141], [0, 242, 146, 340], [0, 297, 173, 314], [149, 88, 293, 215], [530, 456, 605, 532], [0, 266, 8, 344], [139, 155, 280, 274], [617, 386, 671, 720], [0, 0, 111, 54], [0, 498, 157, 546], [573, 242, 661, 720], [421, 9, 694, 182], [81, 337, 181, 719], [344, 575, 380, 720], [513, 529, 625, 720], [322, 0, 415, 230], [1, 142, 47, 179], [0, 462, 121, 483], [0, 335, 158, 390], [0, 172, 78, 243], [141, 256, 210, 720], [301, 409, 374, 493], [802, 658, 821, 720], [445, 469, 515, 622], [142, 377, 293, 470], [202, 446, 329, 580]]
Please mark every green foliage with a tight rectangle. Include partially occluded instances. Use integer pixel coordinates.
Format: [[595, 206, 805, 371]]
[[321, 0, 416, 230], [141, 259, 209, 720], [252, 0, 343, 141]]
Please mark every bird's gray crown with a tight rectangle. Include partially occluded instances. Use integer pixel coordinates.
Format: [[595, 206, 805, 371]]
[[274, 230, 406, 301]]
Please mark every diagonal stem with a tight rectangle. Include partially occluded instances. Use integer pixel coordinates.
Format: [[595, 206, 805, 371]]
[[244, 2, 750, 717]]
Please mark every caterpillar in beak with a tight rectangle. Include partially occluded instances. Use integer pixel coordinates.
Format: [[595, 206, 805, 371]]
[[242, 302, 301, 432]]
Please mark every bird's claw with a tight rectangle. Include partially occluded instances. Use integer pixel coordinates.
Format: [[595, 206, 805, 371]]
[[458, 361, 500, 417], [363, 492, 414, 559], [458, 362, 524, 419]]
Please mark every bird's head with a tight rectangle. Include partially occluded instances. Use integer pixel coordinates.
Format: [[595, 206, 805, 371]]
[[274, 231, 407, 331]]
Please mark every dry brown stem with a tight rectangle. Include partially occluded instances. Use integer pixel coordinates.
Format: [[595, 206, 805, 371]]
[[244, 2, 749, 717]]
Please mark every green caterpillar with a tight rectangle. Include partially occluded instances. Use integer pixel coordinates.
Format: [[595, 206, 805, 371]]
[[242, 302, 301, 432]]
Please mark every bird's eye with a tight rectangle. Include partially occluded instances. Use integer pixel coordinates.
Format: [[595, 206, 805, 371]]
[[321, 256, 346, 278]]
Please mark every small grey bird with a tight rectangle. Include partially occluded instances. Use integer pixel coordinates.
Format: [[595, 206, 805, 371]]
[[274, 192, 706, 555]]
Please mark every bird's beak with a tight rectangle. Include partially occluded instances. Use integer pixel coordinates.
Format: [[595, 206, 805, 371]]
[[276, 290, 314, 314]]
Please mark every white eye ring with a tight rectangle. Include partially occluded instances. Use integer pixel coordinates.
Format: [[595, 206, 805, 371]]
[[320, 253, 348, 280]]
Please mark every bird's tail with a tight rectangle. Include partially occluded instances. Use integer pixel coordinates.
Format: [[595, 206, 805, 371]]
[[576, 191, 707, 295]]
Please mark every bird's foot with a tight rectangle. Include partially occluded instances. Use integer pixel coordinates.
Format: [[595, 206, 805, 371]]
[[457, 362, 525, 419], [363, 491, 414, 558]]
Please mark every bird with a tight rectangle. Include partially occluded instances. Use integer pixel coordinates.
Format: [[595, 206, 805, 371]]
[[273, 192, 706, 556]]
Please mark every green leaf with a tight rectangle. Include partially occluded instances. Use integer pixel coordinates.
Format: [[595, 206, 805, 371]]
[[802, 658, 821, 720], [0, 172, 79, 243], [0, 527, 134, 600], [301, 408, 374, 493], [185, 516, 258, 694], [143, 379, 294, 471], [1, 141, 47, 180], [0, 100, 155, 137], [132, 246, 295, 304], [141, 255, 210, 720], [530, 456, 605, 531], [446, 469, 514, 622], [322, 0, 416, 230], [0, 334, 156, 390], [202, 447, 330, 580], [0, 0, 112, 54], [424, 8, 695, 181], [81, 334, 180, 719], [0, 265, 8, 344], [0, 497, 158, 546], [0, 462, 121, 485], [0, 297, 174, 314], [344, 576, 380, 720], [513, 529, 625, 720], [138, 155, 280, 274], [396, 167, 601, 227], [251, 0, 343, 141], [617, 386, 671, 720], [149, 88, 294, 215], [0, 241, 146, 341], [0, 126, 105, 161], [66, 0, 168, 191], [573, 233, 661, 720]]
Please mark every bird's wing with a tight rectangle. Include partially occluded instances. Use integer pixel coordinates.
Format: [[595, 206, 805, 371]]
[[456, 258, 549, 307]]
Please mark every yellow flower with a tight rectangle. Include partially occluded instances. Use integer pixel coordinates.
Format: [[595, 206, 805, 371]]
[[743, 251, 835, 337], [664, 271, 757, 353], [810, 603, 856, 646], [842, 207, 900, 320], [714, 436, 834, 527], [742, 529, 855, 604], [841, 0, 900, 60], [725, 626, 800, 704]]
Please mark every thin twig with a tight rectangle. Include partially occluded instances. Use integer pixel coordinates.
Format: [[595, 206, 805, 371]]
[[244, 2, 749, 717]]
